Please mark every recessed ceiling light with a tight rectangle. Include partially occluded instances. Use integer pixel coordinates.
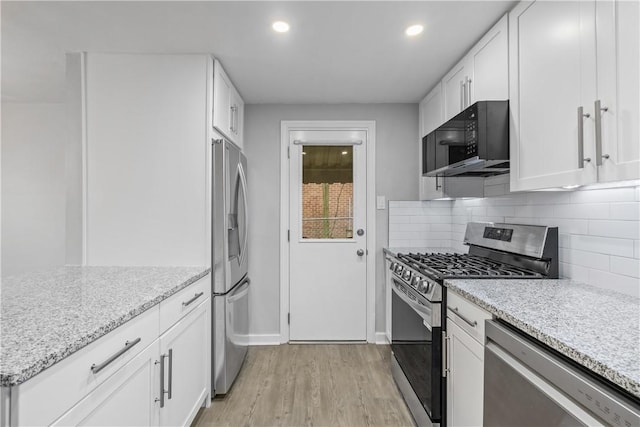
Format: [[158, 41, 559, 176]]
[[341, 151, 348, 155], [405, 24, 424, 37], [272, 21, 290, 33]]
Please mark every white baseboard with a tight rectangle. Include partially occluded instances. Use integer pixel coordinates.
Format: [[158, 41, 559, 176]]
[[248, 334, 281, 346], [375, 332, 390, 345]]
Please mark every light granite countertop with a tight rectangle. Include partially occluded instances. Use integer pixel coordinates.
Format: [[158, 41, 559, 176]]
[[444, 279, 640, 399], [0, 266, 210, 387]]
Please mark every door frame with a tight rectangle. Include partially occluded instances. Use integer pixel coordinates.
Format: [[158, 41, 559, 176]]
[[279, 120, 376, 343]]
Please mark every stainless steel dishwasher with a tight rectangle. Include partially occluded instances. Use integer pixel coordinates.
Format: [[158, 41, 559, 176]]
[[484, 320, 640, 427]]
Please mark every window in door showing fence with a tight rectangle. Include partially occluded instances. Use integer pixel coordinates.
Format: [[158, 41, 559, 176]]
[[301, 145, 354, 239]]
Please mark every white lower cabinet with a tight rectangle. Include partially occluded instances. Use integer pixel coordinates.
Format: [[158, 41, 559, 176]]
[[445, 292, 492, 427], [158, 301, 209, 427], [52, 340, 160, 427], [7, 276, 211, 427]]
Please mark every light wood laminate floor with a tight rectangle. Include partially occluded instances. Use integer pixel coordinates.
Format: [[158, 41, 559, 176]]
[[193, 344, 415, 427]]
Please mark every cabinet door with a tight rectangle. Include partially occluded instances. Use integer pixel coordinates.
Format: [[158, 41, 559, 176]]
[[230, 87, 245, 150], [442, 60, 468, 121], [159, 300, 209, 427], [213, 61, 232, 140], [469, 14, 509, 103], [509, 1, 598, 191], [52, 340, 160, 427], [446, 319, 484, 427], [420, 83, 444, 137], [596, 0, 640, 183]]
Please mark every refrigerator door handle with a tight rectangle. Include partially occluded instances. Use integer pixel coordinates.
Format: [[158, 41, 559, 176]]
[[237, 161, 249, 267]]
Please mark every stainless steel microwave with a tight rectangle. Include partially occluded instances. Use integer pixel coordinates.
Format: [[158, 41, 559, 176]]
[[422, 100, 509, 177]]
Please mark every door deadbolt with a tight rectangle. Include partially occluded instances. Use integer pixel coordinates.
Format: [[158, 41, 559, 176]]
[[357, 249, 365, 256], [357, 229, 365, 236]]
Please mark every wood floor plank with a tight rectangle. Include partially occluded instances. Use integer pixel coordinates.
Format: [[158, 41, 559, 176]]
[[193, 344, 415, 427]]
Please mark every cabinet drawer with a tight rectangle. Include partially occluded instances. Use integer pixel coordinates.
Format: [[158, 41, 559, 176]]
[[12, 305, 159, 426], [447, 292, 491, 344], [159, 275, 210, 333]]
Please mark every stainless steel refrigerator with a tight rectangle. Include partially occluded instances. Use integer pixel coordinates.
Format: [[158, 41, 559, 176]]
[[212, 137, 249, 395]]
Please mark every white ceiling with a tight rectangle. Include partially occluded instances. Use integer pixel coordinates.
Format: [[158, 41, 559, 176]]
[[1, 1, 516, 104]]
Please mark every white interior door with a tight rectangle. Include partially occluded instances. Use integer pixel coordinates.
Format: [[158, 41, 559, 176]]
[[289, 129, 367, 341]]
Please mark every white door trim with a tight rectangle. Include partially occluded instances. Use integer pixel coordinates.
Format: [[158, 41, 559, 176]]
[[280, 120, 376, 344]]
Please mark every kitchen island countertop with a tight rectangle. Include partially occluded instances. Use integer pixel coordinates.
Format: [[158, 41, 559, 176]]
[[0, 266, 210, 387], [445, 278, 640, 399]]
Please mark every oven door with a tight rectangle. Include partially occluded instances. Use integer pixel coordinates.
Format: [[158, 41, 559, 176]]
[[391, 277, 442, 425]]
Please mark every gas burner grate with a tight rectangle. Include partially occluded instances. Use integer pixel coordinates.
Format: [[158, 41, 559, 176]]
[[397, 252, 542, 279]]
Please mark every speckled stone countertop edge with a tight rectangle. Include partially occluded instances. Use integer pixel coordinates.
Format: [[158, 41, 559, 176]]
[[444, 282, 640, 399], [1, 268, 211, 387]]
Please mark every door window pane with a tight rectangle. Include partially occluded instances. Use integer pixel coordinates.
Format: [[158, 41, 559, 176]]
[[301, 145, 353, 239]]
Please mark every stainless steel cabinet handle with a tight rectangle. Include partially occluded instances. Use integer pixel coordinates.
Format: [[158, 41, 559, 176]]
[[435, 175, 442, 190], [466, 77, 472, 106], [229, 105, 234, 133], [460, 80, 464, 111], [182, 291, 204, 307], [167, 349, 173, 400], [442, 334, 450, 377], [594, 100, 609, 166], [577, 106, 591, 168], [451, 307, 478, 328], [155, 353, 168, 408], [90, 337, 141, 374]]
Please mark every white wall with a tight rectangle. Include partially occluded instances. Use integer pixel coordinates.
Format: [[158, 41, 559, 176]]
[[244, 103, 418, 340], [1, 103, 67, 276], [389, 182, 640, 297]]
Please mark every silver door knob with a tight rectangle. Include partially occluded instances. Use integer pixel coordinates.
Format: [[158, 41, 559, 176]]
[[357, 229, 365, 236], [357, 249, 365, 256]]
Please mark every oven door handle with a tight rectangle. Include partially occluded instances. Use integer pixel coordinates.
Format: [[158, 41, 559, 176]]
[[391, 279, 434, 330]]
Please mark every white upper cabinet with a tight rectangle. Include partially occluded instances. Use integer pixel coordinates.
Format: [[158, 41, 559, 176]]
[[442, 59, 470, 122], [420, 82, 444, 137], [510, 0, 638, 191], [213, 60, 245, 150], [468, 14, 509, 104], [442, 14, 509, 122], [595, 0, 640, 183]]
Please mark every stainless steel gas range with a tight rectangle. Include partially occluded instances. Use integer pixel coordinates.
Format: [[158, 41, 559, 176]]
[[387, 222, 558, 427]]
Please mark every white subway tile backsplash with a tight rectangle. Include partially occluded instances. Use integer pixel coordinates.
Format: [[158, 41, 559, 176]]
[[389, 223, 430, 232], [588, 220, 640, 239], [560, 262, 589, 282], [554, 203, 609, 219], [389, 215, 412, 224], [389, 186, 640, 295], [610, 256, 640, 278], [487, 206, 516, 217], [559, 248, 609, 271], [571, 187, 637, 203], [610, 203, 640, 221], [561, 234, 634, 257], [588, 269, 640, 297], [514, 205, 555, 218], [411, 215, 451, 224], [430, 223, 452, 232]]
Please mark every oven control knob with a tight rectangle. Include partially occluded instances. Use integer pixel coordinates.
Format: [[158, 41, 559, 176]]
[[395, 264, 403, 274], [411, 276, 421, 287], [418, 281, 430, 294], [389, 262, 397, 271], [403, 270, 412, 281]]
